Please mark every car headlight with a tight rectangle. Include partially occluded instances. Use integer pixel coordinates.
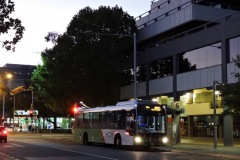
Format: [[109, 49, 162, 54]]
[[134, 136, 142, 143], [162, 137, 168, 144]]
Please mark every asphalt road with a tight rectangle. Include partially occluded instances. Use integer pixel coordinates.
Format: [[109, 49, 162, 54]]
[[0, 133, 225, 160]]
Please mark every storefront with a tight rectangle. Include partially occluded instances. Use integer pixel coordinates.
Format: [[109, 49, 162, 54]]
[[155, 88, 240, 139]]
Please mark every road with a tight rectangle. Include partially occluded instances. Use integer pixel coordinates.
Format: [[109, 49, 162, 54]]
[[0, 134, 223, 160]]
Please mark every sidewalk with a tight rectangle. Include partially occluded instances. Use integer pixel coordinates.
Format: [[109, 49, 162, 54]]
[[160, 137, 240, 160]]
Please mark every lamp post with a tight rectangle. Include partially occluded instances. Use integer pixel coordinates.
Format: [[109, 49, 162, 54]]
[[1, 73, 13, 125], [13, 93, 15, 132], [213, 80, 221, 149], [84, 31, 137, 100]]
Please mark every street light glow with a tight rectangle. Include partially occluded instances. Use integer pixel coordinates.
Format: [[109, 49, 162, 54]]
[[6, 73, 13, 79]]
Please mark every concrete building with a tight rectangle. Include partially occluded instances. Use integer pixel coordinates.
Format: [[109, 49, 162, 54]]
[[120, 0, 240, 145], [0, 64, 36, 126], [0, 63, 36, 91]]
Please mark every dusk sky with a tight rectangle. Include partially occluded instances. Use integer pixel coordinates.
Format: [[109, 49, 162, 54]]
[[0, 0, 152, 67]]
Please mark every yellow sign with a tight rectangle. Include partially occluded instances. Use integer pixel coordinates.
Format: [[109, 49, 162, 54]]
[[145, 106, 161, 111]]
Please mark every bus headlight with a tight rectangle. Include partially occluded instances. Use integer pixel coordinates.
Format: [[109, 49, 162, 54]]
[[134, 136, 142, 143], [162, 137, 168, 144]]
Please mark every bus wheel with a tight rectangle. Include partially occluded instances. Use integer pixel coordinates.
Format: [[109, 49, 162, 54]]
[[114, 135, 122, 149], [83, 133, 88, 145]]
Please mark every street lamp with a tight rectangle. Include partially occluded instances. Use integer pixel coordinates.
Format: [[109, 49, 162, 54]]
[[213, 80, 222, 149], [1, 73, 13, 125], [84, 31, 137, 100]]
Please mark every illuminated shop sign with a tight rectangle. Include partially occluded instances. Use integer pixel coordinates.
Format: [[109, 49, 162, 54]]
[[14, 110, 38, 116]]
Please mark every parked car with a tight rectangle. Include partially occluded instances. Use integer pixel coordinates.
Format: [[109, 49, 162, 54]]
[[0, 126, 7, 142]]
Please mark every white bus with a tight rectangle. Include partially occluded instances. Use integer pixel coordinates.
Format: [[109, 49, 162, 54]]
[[72, 100, 168, 149]]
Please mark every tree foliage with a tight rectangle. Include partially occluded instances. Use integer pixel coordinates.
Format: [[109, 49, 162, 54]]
[[32, 6, 137, 116], [219, 54, 240, 118], [0, 0, 25, 51]]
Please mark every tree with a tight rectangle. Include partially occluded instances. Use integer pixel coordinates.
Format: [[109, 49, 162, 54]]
[[0, 0, 25, 51], [32, 6, 137, 116], [219, 54, 240, 118]]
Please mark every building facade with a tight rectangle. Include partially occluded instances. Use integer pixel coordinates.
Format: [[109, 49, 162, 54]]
[[0, 64, 73, 131], [120, 0, 240, 144], [0, 64, 37, 128], [0, 63, 36, 91]]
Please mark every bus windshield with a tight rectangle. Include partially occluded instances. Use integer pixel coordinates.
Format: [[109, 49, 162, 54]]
[[137, 105, 166, 134], [137, 114, 166, 133]]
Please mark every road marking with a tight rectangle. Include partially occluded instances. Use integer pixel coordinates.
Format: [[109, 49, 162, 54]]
[[49, 146, 118, 160], [3, 143, 25, 148], [30, 144, 118, 160], [12, 143, 25, 147], [0, 151, 20, 160]]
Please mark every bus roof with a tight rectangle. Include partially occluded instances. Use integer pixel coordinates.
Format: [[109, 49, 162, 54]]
[[78, 100, 161, 113], [116, 100, 160, 106]]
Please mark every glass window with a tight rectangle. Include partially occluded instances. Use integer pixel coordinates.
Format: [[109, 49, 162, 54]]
[[137, 114, 166, 133], [179, 42, 221, 73], [137, 64, 147, 82], [99, 112, 107, 128], [92, 112, 99, 128], [230, 36, 240, 62], [192, 115, 216, 137], [107, 112, 115, 129], [83, 113, 92, 128], [150, 56, 173, 79]]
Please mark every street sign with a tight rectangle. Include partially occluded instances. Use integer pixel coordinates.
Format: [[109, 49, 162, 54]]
[[171, 101, 183, 111]]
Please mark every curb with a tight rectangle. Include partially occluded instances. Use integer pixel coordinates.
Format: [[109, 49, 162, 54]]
[[170, 149, 240, 160]]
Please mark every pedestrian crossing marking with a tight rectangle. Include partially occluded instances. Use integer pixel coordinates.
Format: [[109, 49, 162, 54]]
[[3, 143, 25, 148]]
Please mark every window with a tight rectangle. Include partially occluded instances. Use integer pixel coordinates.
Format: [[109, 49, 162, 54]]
[[179, 42, 221, 73], [150, 56, 173, 79], [92, 112, 99, 128], [230, 36, 240, 62]]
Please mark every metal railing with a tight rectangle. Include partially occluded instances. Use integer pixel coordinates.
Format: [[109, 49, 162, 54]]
[[138, 10, 240, 52], [135, 0, 240, 30]]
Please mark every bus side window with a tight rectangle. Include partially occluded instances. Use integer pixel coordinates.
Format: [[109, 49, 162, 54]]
[[108, 112, 115, 129], [99, 112, 107, 129], [113, 110, 126, 129], [78, 113, 83, 128], [83, 113, 92, 128], [126, 116, 135, 129], [92, 112, 99, 129], [83, 113, 88, 128]]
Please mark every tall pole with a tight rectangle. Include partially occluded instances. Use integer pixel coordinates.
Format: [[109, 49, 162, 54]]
[[213, 80, 217, 149], [1, 73, 13, 125], [133, 33, 137, 100], [13, 94, 15, 132], [31, 89, 34, 108], [2, 92, 5, 121]]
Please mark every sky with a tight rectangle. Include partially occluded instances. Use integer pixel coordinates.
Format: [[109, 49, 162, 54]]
[[0, 0, 152, 67]]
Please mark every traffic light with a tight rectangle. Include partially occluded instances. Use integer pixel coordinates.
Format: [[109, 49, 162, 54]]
[[72, 102, 79, 114], [1, 116, 5, 122], [73, 107, 78, 114], [29, 110, 33, 116]]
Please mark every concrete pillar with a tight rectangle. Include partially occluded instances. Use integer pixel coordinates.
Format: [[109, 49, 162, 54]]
[[224, 115, 233, 146], [145, 63, 150, 99], [173, 54, 179, 101], [188, 116, 193, 137], [222, 39, 233, 146]]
